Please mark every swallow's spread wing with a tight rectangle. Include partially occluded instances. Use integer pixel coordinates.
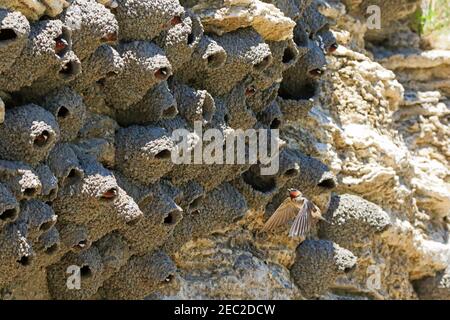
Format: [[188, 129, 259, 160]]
[[263, 197, 303, 232], [289, 200, 313, 238]]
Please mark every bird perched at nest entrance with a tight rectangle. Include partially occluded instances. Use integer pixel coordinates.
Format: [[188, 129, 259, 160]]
[[262, 188, 329, 238]]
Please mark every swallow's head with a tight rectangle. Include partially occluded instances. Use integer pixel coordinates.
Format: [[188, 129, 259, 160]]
[[328, 43, 338, 54], [288, 188, 302, 199]]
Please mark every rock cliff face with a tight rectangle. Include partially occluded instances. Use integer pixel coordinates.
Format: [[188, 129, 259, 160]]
[[0, 0, 449, 300]]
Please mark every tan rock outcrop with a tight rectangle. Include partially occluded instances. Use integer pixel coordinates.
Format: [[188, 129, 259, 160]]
[[192, 0, 296, 41], [0, 0, 69, 20]]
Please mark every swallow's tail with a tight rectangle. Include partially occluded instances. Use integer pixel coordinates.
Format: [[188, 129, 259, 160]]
[[319, 216, 331, 224]]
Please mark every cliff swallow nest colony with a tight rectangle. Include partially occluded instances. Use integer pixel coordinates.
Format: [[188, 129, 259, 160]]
[[0, 0, 386, 299]]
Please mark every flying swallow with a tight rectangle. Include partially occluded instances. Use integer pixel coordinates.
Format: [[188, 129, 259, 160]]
[[263, 188, 329, 238]]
